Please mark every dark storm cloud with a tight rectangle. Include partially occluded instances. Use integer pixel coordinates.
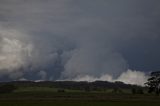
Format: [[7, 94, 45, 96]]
[[0, 0, 160, 85]]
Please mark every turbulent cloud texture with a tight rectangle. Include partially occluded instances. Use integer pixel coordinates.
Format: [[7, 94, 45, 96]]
[[72, 69, 148, 86], [0, 28, 33, 79], [0, 0, 160, 85]]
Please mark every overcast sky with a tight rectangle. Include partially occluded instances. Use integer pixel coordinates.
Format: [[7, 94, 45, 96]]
[[0, 0, 160, 84]]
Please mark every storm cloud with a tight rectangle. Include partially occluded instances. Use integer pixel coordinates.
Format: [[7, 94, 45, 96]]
[[0, 0, 160, 85]]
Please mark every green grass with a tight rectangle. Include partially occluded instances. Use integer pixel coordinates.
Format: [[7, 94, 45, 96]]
[[0, 100, 160, 106], [15, 87, 58, 92], [15, 87, 84, 93], [0, 87, 160, 106]]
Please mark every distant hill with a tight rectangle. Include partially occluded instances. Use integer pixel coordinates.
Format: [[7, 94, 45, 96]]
[[0, 81, 144, 91]]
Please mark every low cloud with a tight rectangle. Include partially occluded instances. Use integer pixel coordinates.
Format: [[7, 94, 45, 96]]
[[117, 69, 149, 86], [71, 69, 148, 86]]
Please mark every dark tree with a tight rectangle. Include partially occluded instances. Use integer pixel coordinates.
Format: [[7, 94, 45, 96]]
[[84, 86, 91, 92], [57, 89, 65, 93], [132, 88, 136, 94], [0, 84, 17, 94], [137, 89, 144, 94], [145, 71, 160, 95]]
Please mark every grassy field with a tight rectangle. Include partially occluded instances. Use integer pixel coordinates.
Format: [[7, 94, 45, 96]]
[[0, 89, 160, 106], [0, 100, 160, 106], [0, 84, 159, 106]]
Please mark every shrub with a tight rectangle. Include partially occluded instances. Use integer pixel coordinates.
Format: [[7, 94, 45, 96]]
[[132, 88, 136, 94], [131, 88, 144, 94], [137, 89, 144, 94], [0, 84, 17, 94], [57, 89, 65, 93]]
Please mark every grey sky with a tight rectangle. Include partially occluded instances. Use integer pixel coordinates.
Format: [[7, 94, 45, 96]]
[[0, 0, 160, 83]]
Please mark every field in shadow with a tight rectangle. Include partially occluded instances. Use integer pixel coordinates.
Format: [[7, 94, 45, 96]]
[[0, 81, 159, 106]]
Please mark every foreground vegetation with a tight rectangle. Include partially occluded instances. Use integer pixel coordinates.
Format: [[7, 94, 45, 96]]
[[0, 99, 160, 106], [0, 92, 160, 106], [0, 81, 159, 106]]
